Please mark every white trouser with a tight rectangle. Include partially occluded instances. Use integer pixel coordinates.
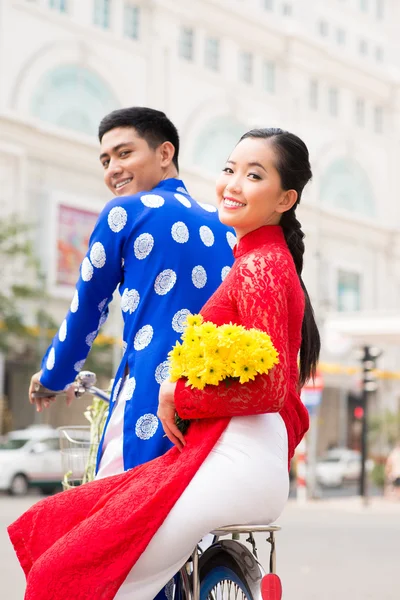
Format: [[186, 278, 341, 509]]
[[114, 412, 289, 600], [96, 380, 127, 479]]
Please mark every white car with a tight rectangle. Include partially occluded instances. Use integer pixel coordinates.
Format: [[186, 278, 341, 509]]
[[316, 447, 374, 488], [0, 425, 63, 496]]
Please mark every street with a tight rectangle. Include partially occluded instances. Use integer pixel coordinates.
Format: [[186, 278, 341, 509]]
[[1, 493, 399, 599]]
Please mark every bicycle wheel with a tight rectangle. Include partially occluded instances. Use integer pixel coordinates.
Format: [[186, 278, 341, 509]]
[[200, 554, 253, 600]]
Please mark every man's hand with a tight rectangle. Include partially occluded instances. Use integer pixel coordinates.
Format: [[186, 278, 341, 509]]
[[29, 371, 75, 412], [158, 379, 186, 451]]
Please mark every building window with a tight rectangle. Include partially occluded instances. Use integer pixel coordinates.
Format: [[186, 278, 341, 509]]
[[309, 79, 318, 110], [263, 60, 276, 93], [359, 39, 368, 55], [282, 3, 292, 16], [374, 106, 383, 133], [336, 28, 346, 45], [205, 37, 220, 71], [375, 45, 383, 61], [360, 0, 368, 11], [328, 87, 339, 117], [179, 27, 195, 61], [49, 0, 67, 11], [238, 51, 253, 84], [94, 0, 111, 29], [124, 4, 140, 40], [318, 20, 329, 37], [355, 98, 365, 127], [337, 270, 361, 312], [376, 0, 384, 19], [263, 0, 274, 9]]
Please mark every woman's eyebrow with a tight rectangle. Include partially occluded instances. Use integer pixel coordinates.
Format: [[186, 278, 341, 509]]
[[226, 159, 267, 173]]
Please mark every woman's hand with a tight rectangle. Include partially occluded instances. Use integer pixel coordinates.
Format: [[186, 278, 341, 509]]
[[158, 380, 186, 452]]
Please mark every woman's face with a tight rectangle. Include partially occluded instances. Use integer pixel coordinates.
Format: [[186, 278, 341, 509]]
[[216, 137, 296, 240]]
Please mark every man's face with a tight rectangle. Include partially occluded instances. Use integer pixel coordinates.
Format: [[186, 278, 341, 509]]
[[99, 127, 164, 196]]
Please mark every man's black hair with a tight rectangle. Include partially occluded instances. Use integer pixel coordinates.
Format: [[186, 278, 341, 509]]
[[99, 107, 180, 170]]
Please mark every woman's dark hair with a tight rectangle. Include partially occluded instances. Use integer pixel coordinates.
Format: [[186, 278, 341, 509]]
[[98, 107, 180, 171], [240, 128, 320, 387]]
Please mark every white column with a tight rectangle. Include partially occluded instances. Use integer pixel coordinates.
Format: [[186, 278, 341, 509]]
[[111, 0, 124, 37]]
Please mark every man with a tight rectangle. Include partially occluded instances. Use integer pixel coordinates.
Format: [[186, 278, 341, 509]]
[[29, 106, 235, 478]]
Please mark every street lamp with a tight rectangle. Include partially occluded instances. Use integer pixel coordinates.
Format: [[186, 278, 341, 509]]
[[358, 345, 382, 503]]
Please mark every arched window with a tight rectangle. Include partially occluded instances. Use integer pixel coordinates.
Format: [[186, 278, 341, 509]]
[[31, 65, 119, 136], [320, 159, 375, 217], [193, 116, 246, 174]]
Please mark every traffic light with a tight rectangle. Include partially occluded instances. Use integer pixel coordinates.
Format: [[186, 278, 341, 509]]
[[354, 406, 364, 420]]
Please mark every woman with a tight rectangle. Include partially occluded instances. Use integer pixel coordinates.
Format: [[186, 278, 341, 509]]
[[8, 128, 320, 600]]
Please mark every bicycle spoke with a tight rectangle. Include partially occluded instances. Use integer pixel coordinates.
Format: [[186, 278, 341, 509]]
[[206, 579, 249, 599]]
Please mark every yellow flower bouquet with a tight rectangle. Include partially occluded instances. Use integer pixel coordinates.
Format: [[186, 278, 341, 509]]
[[168, 314, 279, 432], [169, 314, 279, 389]]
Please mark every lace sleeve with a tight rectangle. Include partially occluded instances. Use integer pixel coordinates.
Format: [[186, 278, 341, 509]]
[[174, 249, 292, 419]]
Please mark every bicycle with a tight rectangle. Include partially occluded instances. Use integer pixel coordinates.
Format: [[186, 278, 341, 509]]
[[34, 371, 283, 600]]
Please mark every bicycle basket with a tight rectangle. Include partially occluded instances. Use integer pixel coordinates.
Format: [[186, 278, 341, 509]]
[[58, 426, 97, 491]]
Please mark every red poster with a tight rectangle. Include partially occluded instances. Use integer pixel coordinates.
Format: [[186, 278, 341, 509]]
[[56, 204, 99, 287]]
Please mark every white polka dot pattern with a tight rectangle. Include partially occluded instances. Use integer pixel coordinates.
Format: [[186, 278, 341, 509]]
[[121, 288, 140, 314], [171, 221, 189, 244], [85, 331, 97, 348], [192, 265, 207, 289], [98, 298, 107, 312], [134, 325, 154, 350], [174, 193, 191, 208], [226, 231, 237, 249], [172, 308, 191, 333], [108, 206, 127, 233], [135, 414, 159, 440], [98, 312, 108, 328], [140, 194, 165, 208], [199, 225, 214, 247], [198, 201, 217, 212], [90, 242, 106, 268], [155, 360, 170, 384], [74, 359, 86, 373], [81, 257, 93, 281], [134, 233, 154, 260], [112, 377, 123, 402], [70, 290, 79, 313], [120, 376, 136, 401], [221, 266, 231, 281], [176, 186, 188, 195], [122, 341, 127, 355], [46, 348, 55, 370], [154, 269, 177, 295], [59, 320, 67, 342]]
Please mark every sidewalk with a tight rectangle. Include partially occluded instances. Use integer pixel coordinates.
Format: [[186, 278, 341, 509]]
[[287, 495, 400, 514]]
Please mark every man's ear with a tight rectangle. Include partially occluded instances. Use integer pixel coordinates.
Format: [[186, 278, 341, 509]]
[[276, 189, 298, 214], [159, 141, 176, 168]]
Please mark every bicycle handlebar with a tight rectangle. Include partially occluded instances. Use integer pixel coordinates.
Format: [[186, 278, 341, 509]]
[[31, 371, 111, 403]]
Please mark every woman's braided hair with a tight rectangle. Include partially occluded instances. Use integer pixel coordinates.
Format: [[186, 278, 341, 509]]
[[239, 128, 320, 387]]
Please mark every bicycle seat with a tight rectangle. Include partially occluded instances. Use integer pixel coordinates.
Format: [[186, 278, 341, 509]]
[[211, 524, 281, 535]]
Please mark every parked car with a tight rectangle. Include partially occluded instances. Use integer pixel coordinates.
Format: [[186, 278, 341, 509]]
[[316, 447, 374, 488], [0, 425, 63, 496]]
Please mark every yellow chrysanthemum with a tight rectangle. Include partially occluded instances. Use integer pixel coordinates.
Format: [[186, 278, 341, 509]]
[[167, 314, 279, 390], [186, 314, 204, 327]]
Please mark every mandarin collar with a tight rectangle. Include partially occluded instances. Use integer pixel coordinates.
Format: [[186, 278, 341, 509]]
[[155, 178, 188, 194], [233, 225, 285, 259]]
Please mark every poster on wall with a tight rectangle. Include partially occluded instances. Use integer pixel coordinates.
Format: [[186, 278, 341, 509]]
[[56, 204, 99, 287]]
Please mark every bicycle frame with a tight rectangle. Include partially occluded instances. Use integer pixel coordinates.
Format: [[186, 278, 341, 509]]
[[179, 525, 280, 600]]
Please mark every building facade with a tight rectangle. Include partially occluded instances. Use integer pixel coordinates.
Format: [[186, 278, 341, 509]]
[[1, 0, 400, 451]]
